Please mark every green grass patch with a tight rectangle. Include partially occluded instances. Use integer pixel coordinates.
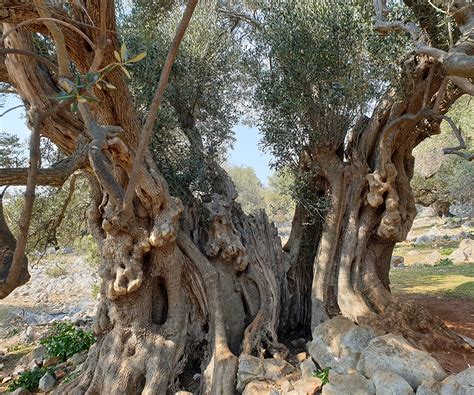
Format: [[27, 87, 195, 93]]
[[40, 321, 95, 361], [7, 367, 54, 392], [390, 263, 474, 298]]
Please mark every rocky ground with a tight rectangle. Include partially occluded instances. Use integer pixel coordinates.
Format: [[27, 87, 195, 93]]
[[0, 209, 472, 394]]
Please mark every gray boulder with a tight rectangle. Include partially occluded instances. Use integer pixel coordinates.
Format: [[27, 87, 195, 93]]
[[356, 334, 446, 390], [322, 370, 375, 395], [440, 367, 474, 395], [308, 316, 375, 374], [372, 370, 414, 394], [236, 354, 294, 392], [38, 372, 56, 391]]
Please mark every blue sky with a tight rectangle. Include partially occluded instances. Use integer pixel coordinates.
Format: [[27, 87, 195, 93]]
[[1, 96, 273, 184]]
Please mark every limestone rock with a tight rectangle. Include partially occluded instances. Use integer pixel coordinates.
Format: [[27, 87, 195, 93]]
[[175, 392, 193, 395], [356, 334, 447, 390], [423, 251, 442, 266], [70, 351, 87, 365], [43, 355, 61, 367], [300, 358, 316, 378], [38, 372, 56, 391], [242, 380, 279, 395], [292, 376, 323, 394], [371, 370, 414, 394], [237, 355, 294, 391], [322, 370, 375, 395], [450, 239, 474, 264], [439, 366, 474, 395], [416, 378, 443, 395], [391, 255, 404, 267], [308, 316, 375, 374]]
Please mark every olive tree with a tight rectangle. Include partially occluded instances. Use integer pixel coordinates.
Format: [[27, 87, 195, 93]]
[[0, 0, 473, 393]]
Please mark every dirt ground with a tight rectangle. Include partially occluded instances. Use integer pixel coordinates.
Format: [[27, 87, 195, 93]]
[[399, 294, 474, 375]]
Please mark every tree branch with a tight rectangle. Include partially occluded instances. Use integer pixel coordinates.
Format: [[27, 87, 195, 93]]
[[33, 0, 70, 77], [0, 48, 58, 73], [6, 109, 41, 288], [122, 0, 198, 213]]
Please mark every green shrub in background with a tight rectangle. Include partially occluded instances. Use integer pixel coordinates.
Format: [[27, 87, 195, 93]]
[[440, 247, 455, 256], [40, 322, 95, 361], [435, 258, 454, 267], [75, 234, 101, 269], [7, 367, 54, 392]]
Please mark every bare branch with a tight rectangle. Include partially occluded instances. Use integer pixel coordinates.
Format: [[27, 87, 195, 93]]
[[434, 113, 474, 161], [6, 110, 41, 288], [217, 8, 262, 28], [0, 147, 87, 186], [122, 0, 198, 213], [33, 0, 70, 76], [450, 75, 474, 95], [77, 104, 124, 205], [0, 48, 58, 73], [1, 17, 96, 50], [0, 104, 23, 117]]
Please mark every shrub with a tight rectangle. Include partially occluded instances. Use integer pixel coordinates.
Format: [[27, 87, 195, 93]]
[[75, 234, 100, 269], [435, 258, 454, 267], [90, 282, 100, 299], [440, 247, 455, 256], [7, 367, 54, 392], [313, 367, 330, 384], [45, 264, 68, 278], [40, 322, 95, 361]]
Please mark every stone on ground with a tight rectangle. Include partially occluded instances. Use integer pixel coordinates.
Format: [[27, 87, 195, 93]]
[[308, 316, 374, 374], [38, 372, 56, 391], [439, 366, 474, 395], [371, 370, 414, 395], [237, 354, 294, 392], [322, 369, 375, 395], [242, 380, 279, 395], [356, 334, 447, 390]]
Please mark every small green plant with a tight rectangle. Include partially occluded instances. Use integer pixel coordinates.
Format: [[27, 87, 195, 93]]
[[313, 367, 330, 385], [45, 264, 68, 278], [435, 258, 454, 267], [76, 234, 101, 269], [7, 367, 54, 392], [40, 322, 95, 361], [440, 247, 455, 256], [90, 282, 101, 299]]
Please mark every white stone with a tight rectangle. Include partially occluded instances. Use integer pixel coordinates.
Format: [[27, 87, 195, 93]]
[[322, 370, 375, 395], [372, 370, 414, 394], [308, 316, 375, 374], [356, 334, 447, 390], [38, 372, 56, 391]]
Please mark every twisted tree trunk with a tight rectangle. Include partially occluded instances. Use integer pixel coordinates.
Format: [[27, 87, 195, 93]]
[[2, 1, 473, 393]]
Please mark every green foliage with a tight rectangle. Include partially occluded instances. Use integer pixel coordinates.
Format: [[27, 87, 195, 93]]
[[54, 43, 146, 112], [249, 1, 407, 172], [40, 322, 95, 361], [45, 263, 68, 278], [4, 176, 90, 254], [75, 234, 101, 269], [90, 282, 101, 299], [313, 367, 330, 385], [440, 247, 455, 256], [263, 170, 296, 225], [121, 2, 244, 201], [7, 367, 54, 392], [225, 165, 266, 214], [0, 132, 25, 167], [435, 258, 454, 267]]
